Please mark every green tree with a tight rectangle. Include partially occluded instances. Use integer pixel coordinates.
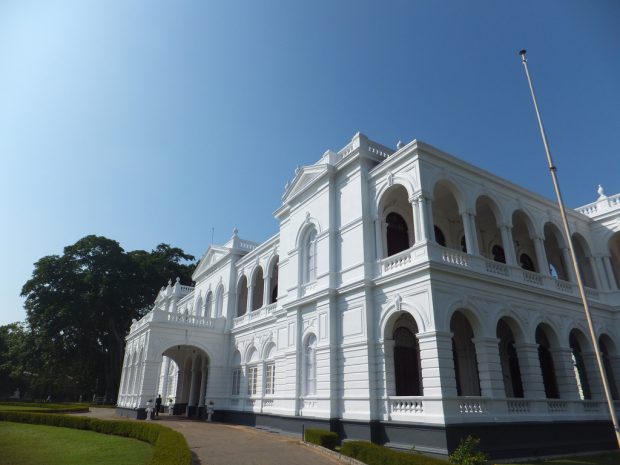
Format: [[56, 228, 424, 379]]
[[20, 235, 195, 400]]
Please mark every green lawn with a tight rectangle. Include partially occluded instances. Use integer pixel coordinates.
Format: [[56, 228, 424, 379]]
[[507, 451, 619, 465], [0, 402, 88, 412], [0, 421, 153, 465]]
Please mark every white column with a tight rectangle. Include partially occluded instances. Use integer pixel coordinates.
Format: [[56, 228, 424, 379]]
[[263, 275, 271, 306], [588, 256, 603, 290], [550, 347, 580, 400], [602, 256, 618, 290], [581, 351, 604, 400], [561, 247, 578, 282], [198, 360, 208, 406], [382, 339, 396, 397], [411, 198, 421, 243], [514, 343, 547, 399], [500, 224, 517, 266], [473, 337, 505, 398], [374, 217, 383, 259], [424, 197, 434, 243], [593, 256, 610, 290], [137, 359, 163, 408], [160, 356, 171, 399], [188, 360, 198, 407], [461, 211, 479, 255], [417, 331, 458, 397], [247, 285, 254, 313], [533, 237, 550, 275], [610, 355, 620, 396]]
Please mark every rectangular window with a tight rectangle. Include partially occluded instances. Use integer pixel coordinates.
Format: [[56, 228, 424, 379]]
[[232, 368, 241, 395], [265, 362, 275, 395], [247, 365, 258, 396]]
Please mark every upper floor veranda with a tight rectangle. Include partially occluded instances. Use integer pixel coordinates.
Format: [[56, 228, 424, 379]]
[[128, 133, 620, 337]]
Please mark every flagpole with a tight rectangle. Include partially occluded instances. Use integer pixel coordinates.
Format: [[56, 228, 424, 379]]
[[519, 49, 620, 449]]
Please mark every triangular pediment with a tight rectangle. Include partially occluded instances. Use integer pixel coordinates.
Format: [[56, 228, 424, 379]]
[[192, 245, 230, 281], [282, 164, 328, 203]]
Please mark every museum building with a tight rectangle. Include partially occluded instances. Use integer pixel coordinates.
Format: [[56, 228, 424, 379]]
[[116, 133, 620, 458]]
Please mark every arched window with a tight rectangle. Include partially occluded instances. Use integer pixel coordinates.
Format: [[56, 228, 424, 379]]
[[269, 258, 279, 304], [205, 291, 213, 318], [386, 212, 410, 256], [231, 351, 242, 396], [450, 312, 480, 396], [393, 315, 422, 396], [569, 330, 591, 400], [215, 286, 224, 317], [434, 225, 446, 247], [599, 336, 619, 400], [237, 276, 248, 317], [302, 229, 317, 284], [264, 344, 276, 395], [497, 319, 523, 398], [460, 235, 467, 253], [520, 253, 536, 272], [492, 245, 506, 264], [536, 325, 559, 399], [252, 267, 264, 311], [303, 334, 317, 396]]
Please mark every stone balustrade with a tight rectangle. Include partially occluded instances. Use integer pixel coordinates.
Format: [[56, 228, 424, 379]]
[[384, 396, 620, 423], [376, 242, 619, 305], [233, 302, 277, 328]]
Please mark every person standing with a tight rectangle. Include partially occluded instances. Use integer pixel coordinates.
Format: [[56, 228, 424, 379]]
[[155, 394, 162, 417]]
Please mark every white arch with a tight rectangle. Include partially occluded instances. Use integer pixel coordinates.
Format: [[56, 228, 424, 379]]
[[379, 298, 427, 338]]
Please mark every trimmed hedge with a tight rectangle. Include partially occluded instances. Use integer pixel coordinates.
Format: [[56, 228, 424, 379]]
[[0, 411, 191, 465], [304, 428, 339, 450], [0, 402, 89, 413], [341, 440, 448, 465]]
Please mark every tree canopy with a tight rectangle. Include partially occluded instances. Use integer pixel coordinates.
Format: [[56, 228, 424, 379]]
[[13, 235, 195, 400]]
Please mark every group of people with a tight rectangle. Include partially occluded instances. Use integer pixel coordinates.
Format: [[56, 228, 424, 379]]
[[150, 395, 214, 420]]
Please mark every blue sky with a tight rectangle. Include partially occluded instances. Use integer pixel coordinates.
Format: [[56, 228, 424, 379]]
[[1, 1, 618, 325]]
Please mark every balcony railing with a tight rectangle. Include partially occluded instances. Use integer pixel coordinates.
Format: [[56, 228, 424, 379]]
[[385, 396, 620, 423], [377, 242, 617, 305], [233, 302, 276, 328]]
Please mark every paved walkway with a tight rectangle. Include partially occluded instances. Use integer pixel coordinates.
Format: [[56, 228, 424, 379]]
[[79, 408, 341, 465]]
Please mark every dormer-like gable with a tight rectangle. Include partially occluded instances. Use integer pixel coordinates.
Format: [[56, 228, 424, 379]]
[[281, 163, 331, 205], [192, 245, 230, 281]]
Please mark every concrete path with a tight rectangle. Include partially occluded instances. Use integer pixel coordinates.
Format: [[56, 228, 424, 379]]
[[79, 408, 341, 465]]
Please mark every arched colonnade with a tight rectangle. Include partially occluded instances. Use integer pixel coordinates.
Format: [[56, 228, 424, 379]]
[[383, 307, 619, 402], [376, 181, 619, 291]]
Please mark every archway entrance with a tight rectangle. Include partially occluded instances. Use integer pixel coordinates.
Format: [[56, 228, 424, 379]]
[[161, 345, 210, 417]]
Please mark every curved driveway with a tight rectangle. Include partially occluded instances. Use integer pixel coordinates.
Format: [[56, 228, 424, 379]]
[[80, 408, 340, 465]]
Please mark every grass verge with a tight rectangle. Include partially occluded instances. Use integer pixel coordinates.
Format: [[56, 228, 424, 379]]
[[0, 411, 191, 465], [0, 421, 153, 465]]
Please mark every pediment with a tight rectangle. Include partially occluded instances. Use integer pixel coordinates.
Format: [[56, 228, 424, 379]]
[[192, 246, 229, 281], [282, 164, 328, 203]]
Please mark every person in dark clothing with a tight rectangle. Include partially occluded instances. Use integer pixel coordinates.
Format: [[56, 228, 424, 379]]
[[155, 394, 162, 416]]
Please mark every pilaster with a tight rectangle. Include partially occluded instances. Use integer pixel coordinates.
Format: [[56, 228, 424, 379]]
[[417, 331, 457, 397], [550, 347, 580, 400], [533, 237, 549, 275], [514, 343, 546, 399], [472, 337, 505, 398]]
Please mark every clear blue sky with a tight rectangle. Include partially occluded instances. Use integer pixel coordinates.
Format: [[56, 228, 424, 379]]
[[1, 1, 618, 326]]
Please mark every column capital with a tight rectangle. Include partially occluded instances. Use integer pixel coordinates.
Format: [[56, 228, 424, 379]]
[[498, 222, 513, 230], [472, 337, 501, 346], [514, 342, 539, 351], [416, 330, 452, 341]]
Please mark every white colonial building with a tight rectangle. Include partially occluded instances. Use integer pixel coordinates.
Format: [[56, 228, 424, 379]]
[[117, 133, 620, 458]]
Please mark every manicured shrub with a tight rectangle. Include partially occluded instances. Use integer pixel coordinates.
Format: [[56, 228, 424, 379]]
[[304, 428, 339, 450], [0, 411, 191, 465], [341, 440, 448, 465], [448, 436, 487, 465], [0, 402, 89, 413]]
